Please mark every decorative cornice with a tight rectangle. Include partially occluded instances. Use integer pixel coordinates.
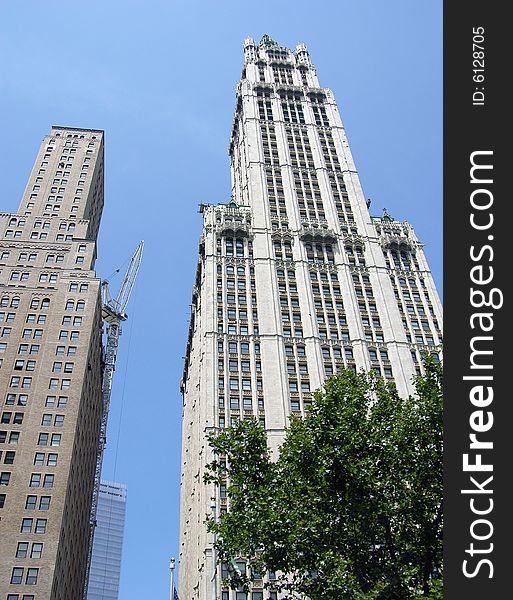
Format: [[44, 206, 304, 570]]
[[342, 234, 365, 248], [271, 230, 294, 242], [379, 234, 415, 252], [0, 241, 73, 251], [349, 266, 370, 275], [274, 259, 296, 269], [299, 225, 337, 243], [308, 263, 338, 274], [217, 257, 255, 267], [215, 222, 252, 238]]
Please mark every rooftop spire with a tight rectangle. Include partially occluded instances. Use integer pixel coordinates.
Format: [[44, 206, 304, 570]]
[[259, 34, 278, 47]]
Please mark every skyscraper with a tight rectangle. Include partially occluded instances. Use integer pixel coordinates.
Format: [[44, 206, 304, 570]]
[[86, 481, 127, 600], [0, 126, 105, 599], [178, 36, 443, 599]]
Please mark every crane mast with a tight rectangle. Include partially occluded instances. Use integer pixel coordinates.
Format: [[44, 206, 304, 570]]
[[83, 240, 144, 599]]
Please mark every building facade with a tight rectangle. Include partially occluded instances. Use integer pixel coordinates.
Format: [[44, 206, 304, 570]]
[[178, 36, 443, 599], [0, 126, 105, 599], [86, 480, 127, 600]]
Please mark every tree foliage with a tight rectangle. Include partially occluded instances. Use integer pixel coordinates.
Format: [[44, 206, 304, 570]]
[[205, 359, 443, 599]]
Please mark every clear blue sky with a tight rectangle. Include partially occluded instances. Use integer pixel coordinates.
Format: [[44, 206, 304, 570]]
[[0, 1, 441, 598]]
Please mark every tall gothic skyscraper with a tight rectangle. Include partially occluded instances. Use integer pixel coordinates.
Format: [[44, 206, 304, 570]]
[[179, 36, 443, 599], [0, 126, 105, 599]]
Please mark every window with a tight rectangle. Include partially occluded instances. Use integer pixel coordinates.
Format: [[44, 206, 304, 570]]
[[47, 454, 58, 466], [1, 472, 11, 485], [34, 453, 44, 466], [25, 495, 37, 510], [41, 414, 52, 426], [11, 567, 24, 584], [43, 474, 54, 488], [50, 434, 61, 447], [26, 568, 39, 584], [21, 518, 33, 533], [31, 543, 43, 559], [4, 451, 15, 464], [45, 396, 56, 407], [37, 434, 49, 446], [30, 474, 41, 487], [39, 496, 51, 510], [35, 518, 46, 534]]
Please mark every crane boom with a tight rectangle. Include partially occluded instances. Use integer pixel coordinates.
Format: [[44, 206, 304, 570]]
[[83, 241, 144, 599], [102, 240, 144, 317]]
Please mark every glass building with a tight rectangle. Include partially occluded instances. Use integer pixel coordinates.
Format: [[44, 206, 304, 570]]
[[86, 480, 127, 600]]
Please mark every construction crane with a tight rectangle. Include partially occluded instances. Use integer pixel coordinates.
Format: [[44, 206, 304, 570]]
[[83, 240, 144, 598]]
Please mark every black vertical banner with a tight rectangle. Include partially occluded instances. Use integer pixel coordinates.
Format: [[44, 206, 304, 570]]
[[444, 3, 511, 598]]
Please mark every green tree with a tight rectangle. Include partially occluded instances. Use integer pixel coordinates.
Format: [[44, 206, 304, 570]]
[[205, 358, 443, 600]]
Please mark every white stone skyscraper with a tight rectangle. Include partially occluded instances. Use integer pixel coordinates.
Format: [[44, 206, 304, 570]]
[[179, 35, 443, 600]]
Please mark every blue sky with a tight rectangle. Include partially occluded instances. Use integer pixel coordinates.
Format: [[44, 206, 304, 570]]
[[0, 1, 441, 597]]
